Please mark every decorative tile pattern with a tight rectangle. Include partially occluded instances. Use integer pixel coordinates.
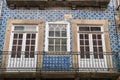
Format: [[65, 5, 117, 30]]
[[0, 0, 119, 69], [42, 55, 71, 71]]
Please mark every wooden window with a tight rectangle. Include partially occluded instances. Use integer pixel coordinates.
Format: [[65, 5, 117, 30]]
[[45, 22, 70, 52], [11, 25, 38, 58], [78, 25, 104, 59]]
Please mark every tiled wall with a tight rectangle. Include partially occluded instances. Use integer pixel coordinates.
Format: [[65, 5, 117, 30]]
[[0, 0, 119, 69]]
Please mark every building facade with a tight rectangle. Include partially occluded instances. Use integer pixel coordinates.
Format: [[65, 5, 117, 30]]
[[0, 0, 120, 80]]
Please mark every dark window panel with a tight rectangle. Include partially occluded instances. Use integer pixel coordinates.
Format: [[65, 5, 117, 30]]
[[13, 40, 17, 45], [12, 46, 16, 51], [11, 51, 16, 58], [80, 40, 84, 45], [92, 34, 96, 39], [26, 34, 31, 38], [26, 40, 30, 45], [79, 27, 89, 31], [48, 45, 54, 51], [49, 31, 54, 37], [80, 34, 84, 39], [62, 31, 67, 37], [32, 34, 36, 39], [85, 40, 89, 45], [55, 31, 60, 37], [18, 40, 22, 45], [14, 34, 18, 39], [93, 40, 97, 45], [17, 46, 22, 51], [91, 27, 101, 31], [25, 52, 29, 58], [49, 39, 54, 44], [31, 46, 35, 51], [19, 34, 23, 39], [30, 52, 34, 58], [25, 46, 29, 51], [31, 40, 35, 45], [17, 52, 21, 58], [98, 40, 102, 45], [97, 34, 102, 39]]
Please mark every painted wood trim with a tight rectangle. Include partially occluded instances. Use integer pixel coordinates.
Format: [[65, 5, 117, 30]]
[[72, 20, 112, 71], [2, 19, 44, 69]]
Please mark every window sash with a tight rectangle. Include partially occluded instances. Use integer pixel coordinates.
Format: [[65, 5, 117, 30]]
[[45, 22, 70, 52]]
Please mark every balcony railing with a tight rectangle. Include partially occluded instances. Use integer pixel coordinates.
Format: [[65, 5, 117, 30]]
[[0, 51, 119, 73], [6, 0, 110, 9]]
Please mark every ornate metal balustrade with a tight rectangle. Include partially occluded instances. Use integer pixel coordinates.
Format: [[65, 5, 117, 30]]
[[0, 51, 119, 73], [6, 0, 110, 9]]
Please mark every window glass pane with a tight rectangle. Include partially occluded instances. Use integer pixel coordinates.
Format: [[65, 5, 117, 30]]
[[19, 34, 23, 39], [93, 40, 97, 45], [31, 46, 35, 51], [61, 27, 66, 37], [48, 45, 54, 51], [91, 27, 101, 31], [99, 54, 103, 59], [18, 40, 22, 45], [55, 46, 60, 51], [25, 52, 29, 58], [62, 31, 66, 37], [12, 46, 16, 51], [55, 31, 60, 37], [17, 52, 21, 58], [14, 26, 24, 30], [61, 46, 67, 51], [99, 47, 103, 52], [86, 47, 89, 52], [49, 39, 54, 44], [86, 53, 90, 58], [80, 40, 84, 45], [26, 40, 30, 45], [85, 34, 88, 39], [98, 40, 102, 45], [31, 40, 35, 45], [55, 39, 60, 44], [93, 47, 97, 52], [26, 34, 31, 38], [97, 35, 101, 39], [94, 53, 98, 58], [92, 35, 96, 39], [25, 46, 29, 51], [30, 52, 34, 58], [14, 34, 18, 39], [80, 46, 84, 52], [49, 31, 54, 37], [13, 40, 17, 45], [79, 27, 89, 31], [25, 26, 36, 31], [85, 40, 89, 45], [79, 34, 83, 39], [11, 52, 16, 58], [62, 39, 66, 44], [32, 34, 36, 39], [17, 46, 22, 51]]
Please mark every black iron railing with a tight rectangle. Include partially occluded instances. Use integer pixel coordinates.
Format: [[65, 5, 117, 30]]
[[0, 51, 120, 72]]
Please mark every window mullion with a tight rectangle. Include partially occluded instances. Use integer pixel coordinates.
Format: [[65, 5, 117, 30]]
[[89, 34, 93, 54], [22, 33, 26, 52]]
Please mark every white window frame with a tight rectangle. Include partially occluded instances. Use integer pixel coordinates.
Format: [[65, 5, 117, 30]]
[[77, 25, 108, 71], [7, 25, 39, 72], [77, 25, 106, 54], [9, 25, 38, 52], [45, 21, 70, 52]]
